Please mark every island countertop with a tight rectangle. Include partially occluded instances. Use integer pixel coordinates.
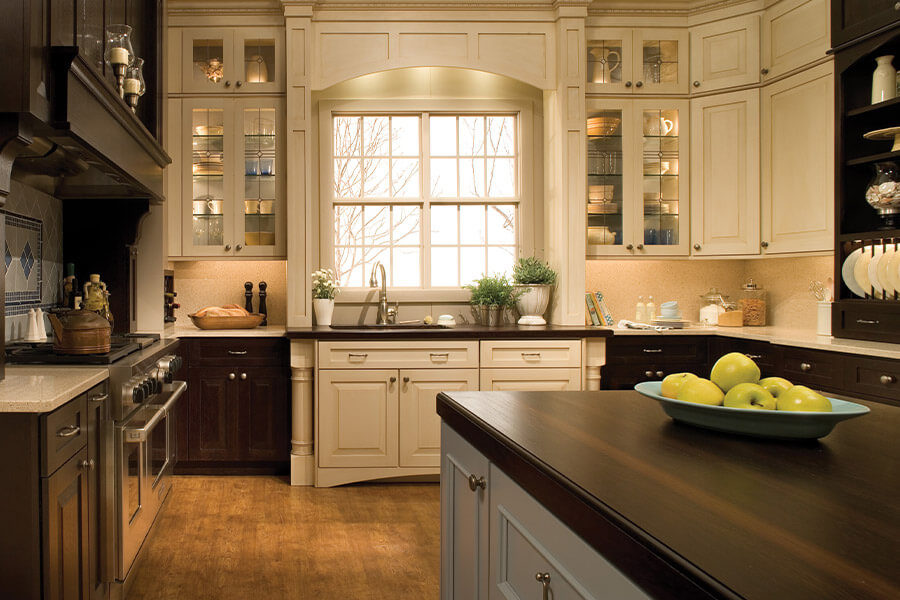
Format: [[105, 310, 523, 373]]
[[436, 390, 900, 600]]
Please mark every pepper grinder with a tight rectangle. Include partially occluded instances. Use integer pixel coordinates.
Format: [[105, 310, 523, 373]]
[[244, 281, 254, 314], [258, 281, 268, 326]]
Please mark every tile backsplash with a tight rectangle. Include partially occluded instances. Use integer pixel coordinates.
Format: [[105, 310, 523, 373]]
[[3, 181, 63, 341], [172, 261, 288, 325]]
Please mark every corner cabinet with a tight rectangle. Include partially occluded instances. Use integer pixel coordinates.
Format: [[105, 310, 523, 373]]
[[586, 99, 690, 257], [180, 97, 286, 258]]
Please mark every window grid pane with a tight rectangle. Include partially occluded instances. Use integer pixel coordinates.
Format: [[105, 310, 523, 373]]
[[333, 112, 519, 289]]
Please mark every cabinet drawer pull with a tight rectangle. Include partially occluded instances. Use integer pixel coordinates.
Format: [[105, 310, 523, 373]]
[[227, 350, 248, 355], [800, 362, 812, 372], [745, 354, 763, 360], [467, 474, 486, 491], [57, 425, 80, 438], [881, 375, 897, 385], [535, 572, 551, 600], [642, 348, 663, 353], [429, 352, 449, 360], [521, 352, 542, 359], [89, 392, 109, 403], [348, 353, 368, 361], [856, 319, 879, 325]]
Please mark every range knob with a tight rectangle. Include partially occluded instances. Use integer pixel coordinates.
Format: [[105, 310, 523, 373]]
[[131, 379, 146, 404]]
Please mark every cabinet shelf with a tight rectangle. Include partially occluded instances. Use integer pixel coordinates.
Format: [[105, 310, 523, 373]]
[[838, 230, 900, 242], [846, 96, 900, 118], [846, 150, 900, 166]]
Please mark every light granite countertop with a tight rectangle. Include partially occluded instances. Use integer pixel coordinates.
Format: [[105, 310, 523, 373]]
[[0, 366, 109, 413], [605, 325, 900, 360]]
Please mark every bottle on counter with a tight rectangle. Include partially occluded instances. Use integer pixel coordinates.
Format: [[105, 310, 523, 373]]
[[635, 295, 646, 323], [646, 296, 657, 321], [740, 279, 767, 326]]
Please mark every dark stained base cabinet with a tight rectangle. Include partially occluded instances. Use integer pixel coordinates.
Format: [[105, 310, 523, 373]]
[[0, 382, 109, 600], [175, 338, 290, 475], [601, 336, 711, 390]]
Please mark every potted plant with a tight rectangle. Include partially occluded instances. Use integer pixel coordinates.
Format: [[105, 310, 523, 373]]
[[464, 274, 518, 326], [311, 268, 339, 326], [511, 257, 557, 325]]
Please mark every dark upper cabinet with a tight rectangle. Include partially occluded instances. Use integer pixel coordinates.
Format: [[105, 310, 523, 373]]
[[831, 0, 900, 49]]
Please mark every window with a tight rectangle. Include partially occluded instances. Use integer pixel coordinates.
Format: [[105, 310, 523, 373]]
[[329, 112, 520, 289]]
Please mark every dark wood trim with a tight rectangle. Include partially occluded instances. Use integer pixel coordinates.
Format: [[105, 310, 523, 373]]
[[0, 113, 33, 202]]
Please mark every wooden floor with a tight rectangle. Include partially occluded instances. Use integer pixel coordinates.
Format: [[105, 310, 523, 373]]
[[126, 476, 440, 600]]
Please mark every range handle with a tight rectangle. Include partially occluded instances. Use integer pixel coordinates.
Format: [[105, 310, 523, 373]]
[[123, 381, 187, 443]]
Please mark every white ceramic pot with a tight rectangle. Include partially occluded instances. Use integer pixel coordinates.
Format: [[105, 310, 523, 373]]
[[872, 55, 897, 104], [313, 298, 335, 326], [514, 284, 552, 325]]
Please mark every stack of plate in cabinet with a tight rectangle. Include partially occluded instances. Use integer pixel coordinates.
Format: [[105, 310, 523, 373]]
[[842, 242, 900, 299]]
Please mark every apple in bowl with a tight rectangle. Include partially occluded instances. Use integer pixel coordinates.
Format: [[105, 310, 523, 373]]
[[723, 383, 777, 410]]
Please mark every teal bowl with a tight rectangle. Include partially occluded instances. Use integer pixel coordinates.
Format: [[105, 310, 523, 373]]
[[634, 381, 870, 439]]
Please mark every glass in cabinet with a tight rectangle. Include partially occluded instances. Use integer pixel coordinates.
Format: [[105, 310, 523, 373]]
[[181, 28, 284, 94], [586, 99, 689, 257], [586, 28, 689, 95], [183, 98, 285, 257]]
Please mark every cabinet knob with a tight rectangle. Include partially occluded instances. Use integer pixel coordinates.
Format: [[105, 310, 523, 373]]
[[656, 370, 665, 378], [79, 459, 95, 470], [636, 243, 644, 250], [800, 362, 812, 372], [761, 68, 769, 75], [626, 244, 634, 251], [760, 241, 769, 248], [228, 373, 236, 380], [236, 80, 242, 88], [236, 244, 243, 251], [694, 243, 702, 251], [535, 572, 551, 600], [389, 376, 397, 383], [625, 81, 633, 88], [225, 244, 232, 252], [880, 375, 896, 385], [645, 370, 655, 378], [693, 80, 701, 87], [240, 372, 247, 380], [402, 376, 410, 383], [635, 80, 643, 88], [467, 474, 486, 491], [224, 80, 232, 87]]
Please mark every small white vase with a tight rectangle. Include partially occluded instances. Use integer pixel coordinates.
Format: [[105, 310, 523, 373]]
[[514, 284, 552, 325], [872, 55, 897, 104], [313, 298, 335, 326]]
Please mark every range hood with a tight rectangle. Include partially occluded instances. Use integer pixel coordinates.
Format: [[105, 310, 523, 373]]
[[2, 46, 170, 203]]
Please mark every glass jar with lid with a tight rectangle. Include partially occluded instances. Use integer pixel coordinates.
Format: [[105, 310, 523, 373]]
[[698, 288, 727, 325], [740, 279, 766, 326]]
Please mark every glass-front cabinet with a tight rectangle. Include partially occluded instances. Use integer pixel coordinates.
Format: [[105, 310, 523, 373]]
[[181, 28, 284, 94], [587, 99, 690, 257], [586, 28, 689, 95], [182, 97, 285, 257]]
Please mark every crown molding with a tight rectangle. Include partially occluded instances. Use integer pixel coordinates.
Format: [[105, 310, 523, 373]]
[[587, 0, 750, 17], [168, 0, 284, 16]]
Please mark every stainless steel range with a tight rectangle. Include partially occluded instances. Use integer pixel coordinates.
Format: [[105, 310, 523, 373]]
[[6, 335, 186, 595]]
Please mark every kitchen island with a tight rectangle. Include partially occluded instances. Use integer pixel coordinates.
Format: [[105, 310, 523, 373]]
[[437, 389, 900, 599]]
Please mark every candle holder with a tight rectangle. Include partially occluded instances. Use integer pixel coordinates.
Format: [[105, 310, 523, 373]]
[[124, 58, 146, 112], [104, 24, 134, 98]]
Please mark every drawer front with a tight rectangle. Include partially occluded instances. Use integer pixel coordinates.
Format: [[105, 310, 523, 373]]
[[835, 304, 900, 344], [605, 337, 708, 365], [600, 363, 701, 390], [480, 368, 582, 392], [844, 355, 900, 405], [318, 341, 478, 369], [780, 347, 842, 391], [188, 337, 288, 366], [712, 338, 780, 377], [480, 340, 581, 368], [41, 394, 88, 476]]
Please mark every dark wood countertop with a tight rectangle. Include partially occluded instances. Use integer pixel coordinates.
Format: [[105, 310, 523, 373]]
[[436, 390, 900, 600], [285, 324, 612, 340]]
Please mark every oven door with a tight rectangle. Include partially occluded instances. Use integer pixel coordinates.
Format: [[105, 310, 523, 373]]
[[115, 381, 186, 581]]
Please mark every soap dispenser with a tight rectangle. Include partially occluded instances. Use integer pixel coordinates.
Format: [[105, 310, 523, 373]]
[[635, 296, 646, 323], [646, 296, 657, 321]]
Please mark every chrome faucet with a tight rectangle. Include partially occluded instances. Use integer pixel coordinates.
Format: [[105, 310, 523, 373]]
[[369, 262, 396, 324]]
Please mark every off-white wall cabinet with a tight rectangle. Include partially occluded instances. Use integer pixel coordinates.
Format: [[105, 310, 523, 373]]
[[586, 99, 690, 257], [440, 424, 649, 600], [760, 62, 834, 254], [689, 14, 760, 92], [178, 27, 285, 94], [760, 0, 830, 82], [690, 89, 761, 256], [586, 28, 689, 95]]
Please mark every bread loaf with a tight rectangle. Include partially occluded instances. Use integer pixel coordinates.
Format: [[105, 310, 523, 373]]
[[193, 305, 250, 317]]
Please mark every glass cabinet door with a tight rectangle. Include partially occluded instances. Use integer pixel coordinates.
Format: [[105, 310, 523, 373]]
[[189, 105, 231, 255], [234, 29, 283, 94], [184, 30, 231, 93], [586, 29, 633, 94], [632, 29, 689, 94], [587, 108, 626, 254], [239, 105, 279, 254], [182, 28, 283, 94]]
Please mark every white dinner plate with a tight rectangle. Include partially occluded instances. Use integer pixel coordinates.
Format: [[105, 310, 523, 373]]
[[877, 244, 898, 297], [888, 247, 900, 297], [854, 248, 882, 299], [841, 248, 867, 298], [867, 246, 887, 297]]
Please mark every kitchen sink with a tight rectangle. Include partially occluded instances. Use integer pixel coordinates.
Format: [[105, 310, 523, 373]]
[[328, 323, 451, 330]]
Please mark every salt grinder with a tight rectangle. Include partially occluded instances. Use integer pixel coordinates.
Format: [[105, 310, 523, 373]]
[[244, 281, 254, 314], [258, 281, 268, 326]]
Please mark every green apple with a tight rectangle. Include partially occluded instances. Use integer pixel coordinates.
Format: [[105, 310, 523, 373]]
[[677, 377, 725, 406], [710, 352, 761, 393], [660, 372, 699, 399], [723, 383, 776, 410], [758, 376, 793, 398], [775, 385, 832, 412]]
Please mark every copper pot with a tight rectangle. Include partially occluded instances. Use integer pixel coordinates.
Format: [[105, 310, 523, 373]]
[[48, 310, 112, 354]]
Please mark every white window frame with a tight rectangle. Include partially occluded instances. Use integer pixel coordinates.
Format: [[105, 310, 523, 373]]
[[318, 98, 536, 303]]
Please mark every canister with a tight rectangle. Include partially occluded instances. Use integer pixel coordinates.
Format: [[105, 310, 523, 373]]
[[740, 279, 766, 326]]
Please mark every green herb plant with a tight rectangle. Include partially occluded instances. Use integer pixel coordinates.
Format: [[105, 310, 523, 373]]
[[512, 257, 557, 286], [464, 274, 520, 307]]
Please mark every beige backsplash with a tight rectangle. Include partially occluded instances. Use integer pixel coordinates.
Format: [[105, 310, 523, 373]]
[[586, 255, 833, 331], [172, 261, 287, 324]]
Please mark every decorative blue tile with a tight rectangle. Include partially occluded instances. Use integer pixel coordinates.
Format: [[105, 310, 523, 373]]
[[21, 241, 34, 279], [4, 242, 10, 271]]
